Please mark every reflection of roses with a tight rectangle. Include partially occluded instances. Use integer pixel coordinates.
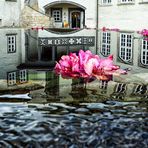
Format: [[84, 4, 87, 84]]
[[54, 50, 127, 81]]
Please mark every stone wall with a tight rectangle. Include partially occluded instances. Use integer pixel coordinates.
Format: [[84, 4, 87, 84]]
[[20, 5, 50, 28]]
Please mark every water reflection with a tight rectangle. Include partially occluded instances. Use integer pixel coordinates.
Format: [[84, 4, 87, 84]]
[[70, 79, 87, 100], [0, 68, 148, 102], [0, 102, 147, 147], [0, 27, 148, 147]]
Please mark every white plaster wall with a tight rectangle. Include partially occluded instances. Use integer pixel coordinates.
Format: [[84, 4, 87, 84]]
[[0, 0, 22, 27], [99, 0, 148, 31]]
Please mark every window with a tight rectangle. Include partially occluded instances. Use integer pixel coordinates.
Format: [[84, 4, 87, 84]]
[[101, 32, 111, 56], [52, 9, 62, 22], [7, 35, 16, 53], [115, 83, 127, 93], [119, 33, 133, 62], [132, 84, 147, 95], [101, 0, 112, 5], [7, 70, 28, 86], [120, 0, 134, 3], [7, 71, 17, 86], [19, 69, 28, 83], [140, 39, 148, 66]]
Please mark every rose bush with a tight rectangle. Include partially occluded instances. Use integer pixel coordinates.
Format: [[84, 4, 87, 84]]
[[54, 50, 127, 81]]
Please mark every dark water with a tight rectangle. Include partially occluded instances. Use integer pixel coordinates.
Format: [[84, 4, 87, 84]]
[[0, 70, 148, 147], [0, 101, 147, 147]]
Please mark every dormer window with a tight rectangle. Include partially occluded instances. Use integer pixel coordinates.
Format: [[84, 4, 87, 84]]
[[51, 9, 62, 22]]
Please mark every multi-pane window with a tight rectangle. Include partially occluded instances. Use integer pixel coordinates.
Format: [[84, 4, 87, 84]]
[[119, 33, 133, 62], [7, 35, 16, 53], [101, 32, 111, 56], [120, 0, 134, 3], [19, 69, 28, 83], [141, 39, 148, 66], [7, 70, 28, 86], [101, 0, 112, 4], [7, 71, 17, 86], [52, 9, 62, 22]]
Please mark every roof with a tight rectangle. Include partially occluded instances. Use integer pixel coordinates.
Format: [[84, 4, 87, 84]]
[[44, 1, 86, 10]]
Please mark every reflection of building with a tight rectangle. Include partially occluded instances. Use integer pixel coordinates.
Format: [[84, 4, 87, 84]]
[[98, 0, 148, 72], [0, 1, 27, 86], [22, 0, 98, 67]]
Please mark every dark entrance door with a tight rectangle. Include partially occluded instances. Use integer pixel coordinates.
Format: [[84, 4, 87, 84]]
[[71, 11, 81, 28]]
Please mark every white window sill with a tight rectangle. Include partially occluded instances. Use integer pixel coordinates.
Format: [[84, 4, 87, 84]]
[[99, 4, 113, 7]]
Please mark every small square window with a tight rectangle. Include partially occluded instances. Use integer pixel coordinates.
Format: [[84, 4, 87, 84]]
[[51, 9, 62, 22]]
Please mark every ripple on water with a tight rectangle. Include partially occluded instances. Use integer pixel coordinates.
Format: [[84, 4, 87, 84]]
[[0, 101, 147, 147]]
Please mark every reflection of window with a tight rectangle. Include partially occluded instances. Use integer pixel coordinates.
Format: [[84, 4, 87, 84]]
[[101, 0, 112, 5], [7, 35, 16, 53], [115, 83, 126, 93], [101, 32, 111, 56], [133, 85, 147, 95], [52, 9, 62, 22], [7, 70, 28, 86], [119, 33, 133, 62], [140, 39, 148, 66], [7, 71, 17, 86], [19, 70, 28, 83]]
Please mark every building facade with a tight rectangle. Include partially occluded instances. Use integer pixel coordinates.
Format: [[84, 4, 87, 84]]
[[24, 0, 98, 67], [0, 0, 26, 86], [98, 0, 148, 72]]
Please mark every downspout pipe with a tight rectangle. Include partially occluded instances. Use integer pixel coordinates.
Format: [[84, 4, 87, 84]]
[[96, 0, 99, 54]]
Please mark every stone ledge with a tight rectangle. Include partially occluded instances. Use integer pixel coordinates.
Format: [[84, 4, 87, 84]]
[[0, 80, 44, 94]]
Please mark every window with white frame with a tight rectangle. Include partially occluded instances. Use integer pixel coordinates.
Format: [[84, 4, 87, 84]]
[[140, 39, 148, 66], [119, 33, 133, 62], [120, 0, 134, 3], [101, 0, 112, 5], [52, 9, 62, 22], [101, 32, 111, 56], [7, 35, 16, 53], [7, 71, 17, 86], [19, 69, 28, 83]]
